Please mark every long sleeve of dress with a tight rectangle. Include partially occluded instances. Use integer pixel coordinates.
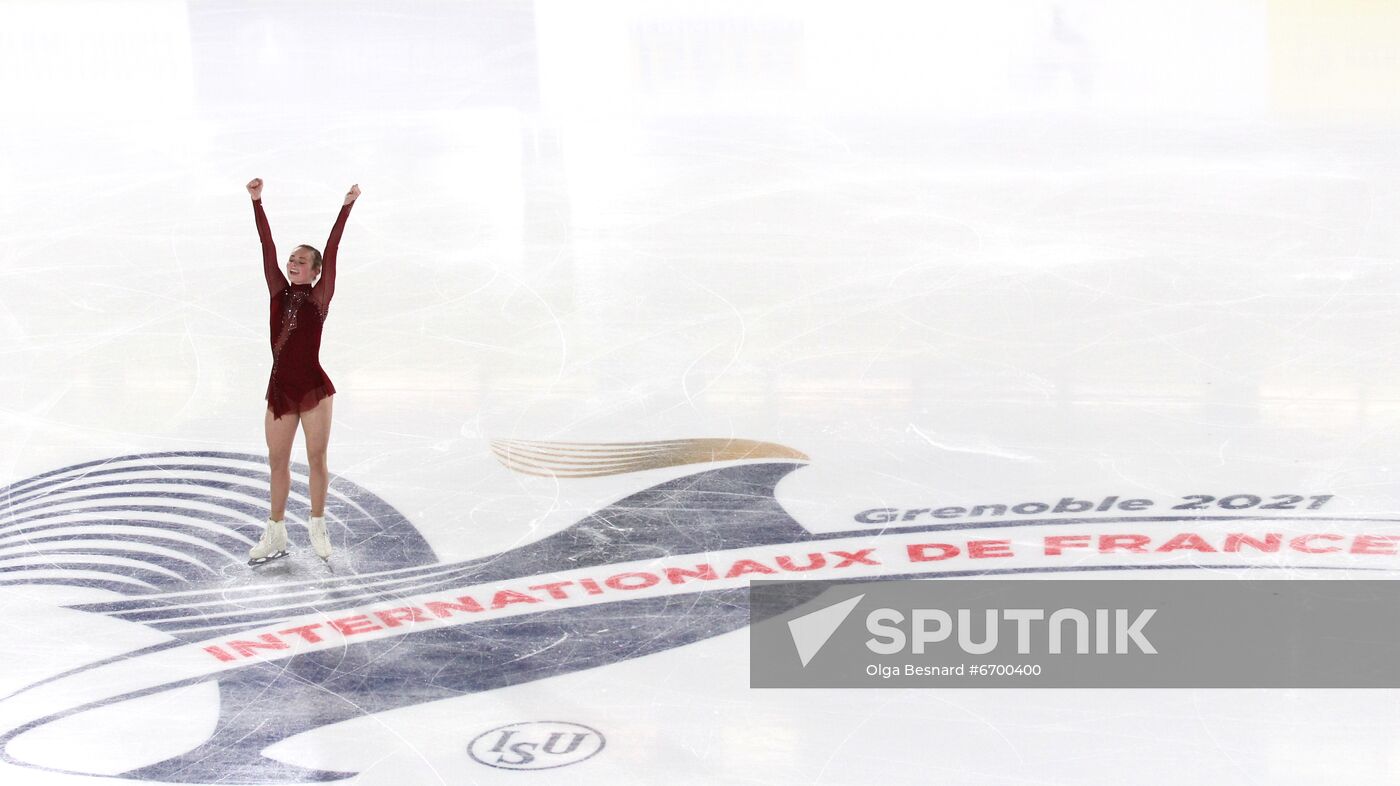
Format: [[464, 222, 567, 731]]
[[254, 199, 287, 296], [312, 202, 353, 315]]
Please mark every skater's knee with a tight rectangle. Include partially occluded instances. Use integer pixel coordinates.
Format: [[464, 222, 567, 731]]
[[306, 448, 328, 473], [268, 453, 292, 474]]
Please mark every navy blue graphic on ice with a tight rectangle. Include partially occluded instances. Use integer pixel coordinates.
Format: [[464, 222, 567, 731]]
[[0, 451, 438, 592], [72, 463, 812, 638], [1, 447, 1358, 784], [0, 450, 814, 784]]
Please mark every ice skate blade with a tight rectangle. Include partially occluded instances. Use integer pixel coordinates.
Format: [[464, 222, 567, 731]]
[[247, 549, 289, 567]]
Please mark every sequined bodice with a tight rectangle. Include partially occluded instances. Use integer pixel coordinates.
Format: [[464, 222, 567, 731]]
[[273, 286, 316, 358]]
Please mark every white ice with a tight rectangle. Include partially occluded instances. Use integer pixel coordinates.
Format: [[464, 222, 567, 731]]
[[2, 1, 1400, 784]]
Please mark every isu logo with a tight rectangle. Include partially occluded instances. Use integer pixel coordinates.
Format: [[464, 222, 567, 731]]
[[468, 721, 605, 770]]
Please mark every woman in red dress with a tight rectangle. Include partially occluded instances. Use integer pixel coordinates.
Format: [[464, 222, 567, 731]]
[[245, 177, 360, 564]]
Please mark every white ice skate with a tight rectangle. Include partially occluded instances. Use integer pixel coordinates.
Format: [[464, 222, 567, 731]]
[[308, 515, 332, 560], [248, 517, 289, 565]]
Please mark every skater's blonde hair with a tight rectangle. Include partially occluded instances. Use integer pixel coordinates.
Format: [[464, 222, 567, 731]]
[[295, 244, 323, 272]]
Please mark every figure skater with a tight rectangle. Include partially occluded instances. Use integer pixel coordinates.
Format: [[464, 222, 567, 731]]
[[245, 177, 360, 564]]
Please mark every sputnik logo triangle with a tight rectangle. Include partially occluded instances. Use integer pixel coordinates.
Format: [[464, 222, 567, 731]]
[[788, 594, 864, 667]]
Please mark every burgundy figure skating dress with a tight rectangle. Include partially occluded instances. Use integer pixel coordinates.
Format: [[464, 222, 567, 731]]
[[253, 198, 353, 419]]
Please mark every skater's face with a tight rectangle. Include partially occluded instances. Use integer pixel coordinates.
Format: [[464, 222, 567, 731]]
[[286, 248, 318, 285]]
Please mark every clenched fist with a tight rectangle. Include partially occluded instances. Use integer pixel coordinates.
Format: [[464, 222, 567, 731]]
[[246, 178, 264, 200]]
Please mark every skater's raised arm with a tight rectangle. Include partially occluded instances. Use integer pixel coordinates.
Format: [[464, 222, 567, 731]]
[[248, 178, 287, 295], [312, 184, 359, 313]]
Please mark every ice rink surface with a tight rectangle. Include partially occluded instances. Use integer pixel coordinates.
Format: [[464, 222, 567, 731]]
[[3, 1, 1400, 783]]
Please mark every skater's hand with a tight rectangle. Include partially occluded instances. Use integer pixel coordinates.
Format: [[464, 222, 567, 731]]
[[247, 178, 264, 200], [344, 183, 360, 205]]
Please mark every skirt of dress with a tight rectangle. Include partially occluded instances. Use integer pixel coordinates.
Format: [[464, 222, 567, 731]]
[[266, 365, 335, 419]]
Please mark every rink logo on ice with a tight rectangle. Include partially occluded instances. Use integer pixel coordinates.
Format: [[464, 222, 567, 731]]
[[3, 442, 1400, 781], [0, 442, 812, 784], [468, 721, 605, 771]]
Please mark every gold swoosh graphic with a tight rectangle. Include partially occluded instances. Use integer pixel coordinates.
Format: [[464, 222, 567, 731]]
[[490, 438, 809, 478]]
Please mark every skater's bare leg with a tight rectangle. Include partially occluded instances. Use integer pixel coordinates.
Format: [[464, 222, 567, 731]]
[[300, 395, 333, 517], [265, 406, 299, 520]]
